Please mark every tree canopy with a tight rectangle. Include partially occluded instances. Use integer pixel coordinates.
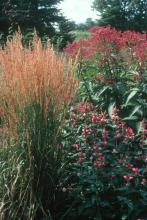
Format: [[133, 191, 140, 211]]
[[92, 0, 147, 32], [0, 0, 63, 42]]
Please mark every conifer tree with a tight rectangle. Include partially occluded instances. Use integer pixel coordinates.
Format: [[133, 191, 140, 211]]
[[93, 0, 147, 32], [0, 0, 63, 41]]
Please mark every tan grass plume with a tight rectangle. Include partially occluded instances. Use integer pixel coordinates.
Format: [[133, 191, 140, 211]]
[[0, 32, 78, 133]]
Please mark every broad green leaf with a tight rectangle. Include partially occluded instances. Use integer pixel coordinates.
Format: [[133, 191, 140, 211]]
[[97, 86, 110, 97], [125, 89, 139, 105], [129, 105, 141, 118], [123, 116, 138, 121]]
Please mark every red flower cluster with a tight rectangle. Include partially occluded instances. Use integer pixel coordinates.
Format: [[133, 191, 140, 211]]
[[64, 26, 147, 70]]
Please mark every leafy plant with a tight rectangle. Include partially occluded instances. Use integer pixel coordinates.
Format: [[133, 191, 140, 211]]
[[64, 27, 147, 129], [63, 28, 147, 218], [64, 103, 147, 219]]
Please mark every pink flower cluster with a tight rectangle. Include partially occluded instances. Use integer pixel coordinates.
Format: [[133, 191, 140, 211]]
[[124, 127, 135, 140], [69, 103, 147, 186], [91, 112, 108, 124]]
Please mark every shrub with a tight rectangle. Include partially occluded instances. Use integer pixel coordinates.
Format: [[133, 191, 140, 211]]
[[0, 32, 77, 219]]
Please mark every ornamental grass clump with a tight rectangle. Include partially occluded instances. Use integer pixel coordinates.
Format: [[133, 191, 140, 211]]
[[0, 32, 77, 133], [0, 32, 77, 219]]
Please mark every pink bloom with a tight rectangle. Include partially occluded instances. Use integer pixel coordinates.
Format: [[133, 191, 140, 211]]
[[98, 156, 105, 161], [93, 161, 105, 168], [77, 153, 86, 164], [91, 116, 99, 123], [102, 128, 107, 139], [123, 174, 134, 181], [125, 163, 133, 169], [77, 157, 85, 164], [100, 118, 107, 124], [101, 141, 108, 145], [140, 119, 146, 129], [91, 113, 108, 124], [114, 131, 121, 139], [109, 174, 116, 179], [132, 168, 139, 176], [74, 102, 92, 113], [112, 108, 120, 114], [143, 129, 147, 133], [115, 122, 126, 128], [141, 178, 147, 185], [72, 144, 79, 150], [79, 152, 86, 157], [117, 159, 124, 163], [82, 128, 93, 135], [124, 127, 135, 140], [112, 114, 121, 121]]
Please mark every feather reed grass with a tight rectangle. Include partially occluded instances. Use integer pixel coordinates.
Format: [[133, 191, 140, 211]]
[[0, 32, 77, 220], [0, 32, 77, 134]]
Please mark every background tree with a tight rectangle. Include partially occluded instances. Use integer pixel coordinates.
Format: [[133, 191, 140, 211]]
[[92, 0, 147, 32], [52, 18, 76, 50], [85, 18, 97, 29], [77, 18, 97, 31], [0, 0, 69, 44]]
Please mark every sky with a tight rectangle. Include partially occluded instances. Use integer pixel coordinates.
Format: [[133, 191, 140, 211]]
[[59, 0, 98, 24]]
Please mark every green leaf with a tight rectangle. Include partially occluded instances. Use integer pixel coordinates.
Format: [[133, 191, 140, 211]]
[[129, 105, 141, 118], [108, 102, 115, 117], [136, 121, 142, 134], [123, 116, 138, 121], [125, 89, 139, 105], [97, 86, 110, 97], [121, 215, 127, 220]]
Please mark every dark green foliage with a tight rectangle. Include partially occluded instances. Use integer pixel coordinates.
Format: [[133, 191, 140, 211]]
[[53, 18, 76, 50], [92, 0, 147, 31], [76, 18, 97, 31], [0, 0, 65, 43], [63, 103, 147, 220], [63, 27, 147, 218]]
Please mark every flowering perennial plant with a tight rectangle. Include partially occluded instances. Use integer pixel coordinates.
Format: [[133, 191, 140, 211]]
[[64, 26, 147, 72], [66, 103, 147, 219], [62, 26, 147, 220], [64, 27, 147, 127]]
